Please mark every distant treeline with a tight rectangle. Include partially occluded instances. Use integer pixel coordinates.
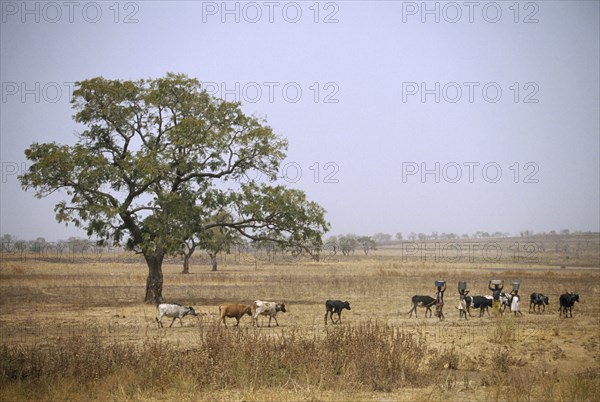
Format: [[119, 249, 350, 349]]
[[1, 231, 597, 266], [0, 234, 320, 265], [357, 229, 578, 243]]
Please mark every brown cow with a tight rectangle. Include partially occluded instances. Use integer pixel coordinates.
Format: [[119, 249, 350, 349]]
[[219, 304, 252, 326]]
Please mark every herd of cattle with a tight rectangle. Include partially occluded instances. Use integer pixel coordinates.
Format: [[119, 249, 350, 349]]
[[155, 299, 350, 328], [409, 291, 580, 319], [154, 291, 580, 328]]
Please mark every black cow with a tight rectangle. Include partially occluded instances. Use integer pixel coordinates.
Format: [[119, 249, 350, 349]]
[[559, 293, 579, 318], [408, 295, 435, 318], [529, 293, 549, 314], [324, 300, 351, 325], [465, 295, 492, 317]]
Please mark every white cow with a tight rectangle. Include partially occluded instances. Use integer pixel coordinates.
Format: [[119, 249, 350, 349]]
[[156, 303, 197, 328], [252, 300, 287, 327]]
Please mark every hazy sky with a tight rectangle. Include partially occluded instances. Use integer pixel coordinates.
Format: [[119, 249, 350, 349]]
[[1, 1, 599, 241]]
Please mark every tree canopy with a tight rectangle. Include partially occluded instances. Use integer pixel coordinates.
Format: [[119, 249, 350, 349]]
[[20, 73, 329, 303]]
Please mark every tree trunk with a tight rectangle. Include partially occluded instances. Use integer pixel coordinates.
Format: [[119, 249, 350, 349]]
[[181, 243, 195, 274], [209, 252, 218, 271], [144, 250, 164, 304], [182, 253, 191, 274]]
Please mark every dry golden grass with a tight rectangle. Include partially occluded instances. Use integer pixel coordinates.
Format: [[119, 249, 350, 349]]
[[0, 236, 599, 401]]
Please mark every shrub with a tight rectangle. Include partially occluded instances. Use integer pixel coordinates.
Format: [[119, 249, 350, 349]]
[[0, 322, 440, 395]]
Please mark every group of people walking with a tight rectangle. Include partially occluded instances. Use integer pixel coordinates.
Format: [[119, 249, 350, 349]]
[[433, 280, 523, 321], [488, 280, 523, 317]]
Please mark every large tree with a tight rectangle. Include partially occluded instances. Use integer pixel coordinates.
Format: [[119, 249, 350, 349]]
[[20, 73, 329, 303]]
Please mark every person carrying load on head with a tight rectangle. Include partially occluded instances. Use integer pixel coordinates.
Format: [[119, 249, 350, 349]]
[[489, 280, 504, 316], [510, 282, 523, 317], [457, 281, 469, 320], [435, 281, 447, 321]]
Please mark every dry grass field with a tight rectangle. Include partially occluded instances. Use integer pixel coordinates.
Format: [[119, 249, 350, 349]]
[[1, 234, 599, 401]]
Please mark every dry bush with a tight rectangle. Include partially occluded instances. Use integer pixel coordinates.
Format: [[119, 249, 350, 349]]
[[491, 317, 517, 345], [490, 347, 520, 373], [428, 346, 460, 371], [1, 322, 448, 397], [481, 366, 600, 402]]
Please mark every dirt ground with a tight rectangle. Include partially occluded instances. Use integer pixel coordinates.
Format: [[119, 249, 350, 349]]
[[1, 242, 599, 400]]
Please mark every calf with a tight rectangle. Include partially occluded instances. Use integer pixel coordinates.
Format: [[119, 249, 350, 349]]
[[156, 303, 197, 328], [324, 300, 351, 325], [219, 304, 252, 326], [465, 295, 492, 317], [408, 295, 435, 318], [559, 293, 579, 318], [252, 300, 287, 327], [499, 292, 513, 315], [529, 293, 549, 313]]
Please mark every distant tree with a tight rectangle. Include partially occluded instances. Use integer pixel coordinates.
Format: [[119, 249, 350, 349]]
[[357, 236, 376, 255], [324, 236, 338, 255], [338, 235, 357, 256], [461, 233, 469, 239], [408, 232, 417, 241], [14, 240, 27, 257], [439, 232, 457, 240], [417, 233, 428, 241], [200, 223, 241, 272], [372, 233, 392, 242], [28, 237, 47, 254], [430, 231, 439, 240], [561, 229, 570, 235], [92, 243, 106, 257], [55, 240, 67, 256], [1, 234, 14, 252], [179, 237, 199, 274], [178, 211, 241, 273], [19, 73, 329, 303], [67, 237, 92, 257], [395, 232, 403, 241]]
